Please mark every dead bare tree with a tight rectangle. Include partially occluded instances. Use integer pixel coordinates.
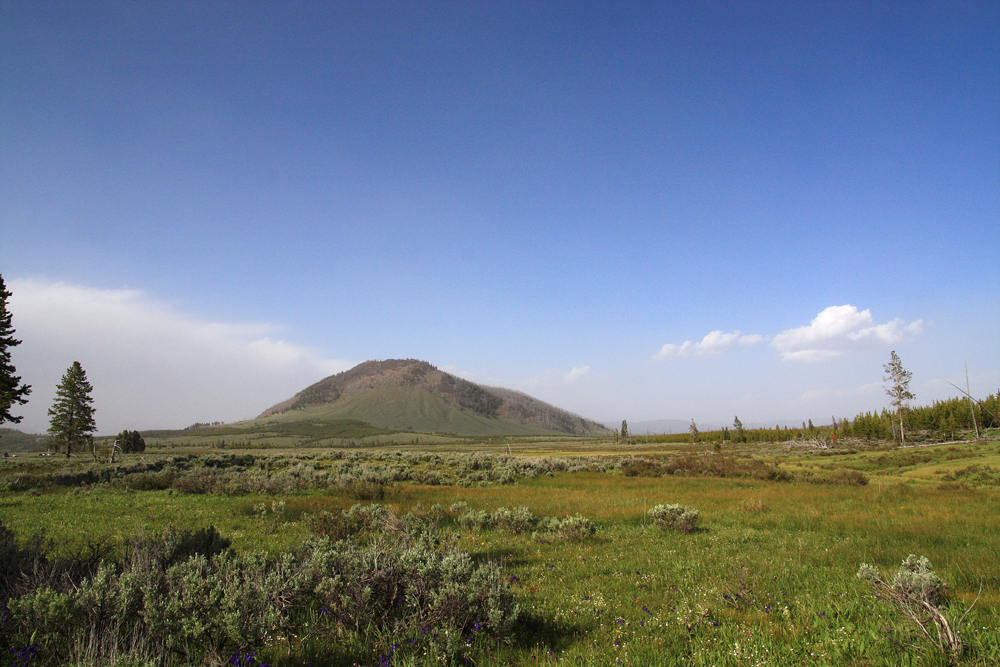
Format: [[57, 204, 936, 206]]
[[108, 438, 123, 464], [944, 365, 997, 441]]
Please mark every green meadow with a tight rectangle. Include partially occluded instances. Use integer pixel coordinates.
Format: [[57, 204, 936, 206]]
[[1, 436, 998, 666]]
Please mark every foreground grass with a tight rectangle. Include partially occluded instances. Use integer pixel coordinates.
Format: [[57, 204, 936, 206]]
[[466, 475, 999, 666], [2, 443, 998, 665]]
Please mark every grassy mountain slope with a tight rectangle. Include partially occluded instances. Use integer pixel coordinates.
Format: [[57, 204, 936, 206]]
[[0, 428, 48, 453], [254, 359, 609, 437]]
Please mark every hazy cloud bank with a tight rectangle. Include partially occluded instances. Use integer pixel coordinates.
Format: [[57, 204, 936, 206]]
[[526, 366, 592, 386], [654, 305, 923, 364], [8, 279, 352, 433]]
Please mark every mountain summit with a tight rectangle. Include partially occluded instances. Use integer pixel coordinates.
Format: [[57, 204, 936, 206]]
[[257, 359, 609, 437]]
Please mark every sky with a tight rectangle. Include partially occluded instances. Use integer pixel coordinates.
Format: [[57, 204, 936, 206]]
[[2, 1, 998, 435]]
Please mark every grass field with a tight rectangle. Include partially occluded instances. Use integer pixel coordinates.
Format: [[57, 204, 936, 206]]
[[1, 437, 998, 666]]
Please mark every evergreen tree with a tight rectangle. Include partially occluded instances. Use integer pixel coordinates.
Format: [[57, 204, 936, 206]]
[[935, 412, 949, 439], [0, 275, 32, 428], [883, 350, 915, 446], [47, 362, 97, 458], [117, 429, 146, 453], [733, 416, 744, 443], [620, 419, 629, 444], [689, 419, 699, 443]]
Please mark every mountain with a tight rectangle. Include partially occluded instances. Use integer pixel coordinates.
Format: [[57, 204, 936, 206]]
[[255, 359, 610, 437]]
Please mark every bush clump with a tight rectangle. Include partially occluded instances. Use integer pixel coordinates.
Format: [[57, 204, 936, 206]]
[[0, 516, 518, 666], [805, 468, 870, 486], [831, 468, 869, 486], [534, 514, 597, 542], [489, 506, 535, 533], [450, 504, 598, 541], [858, 555, 967, 660], [456, 508, 492, 531], [648, 503, 700, 533], [302, 502, 391, 541], [621, 458, 665, 477], [313, 537, 518, 638]]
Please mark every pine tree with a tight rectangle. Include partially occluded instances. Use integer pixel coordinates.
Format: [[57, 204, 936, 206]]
[[883, 350, 915, 446], [0, 275, 32, 428], [620, 419, 629, 444], [117, 429, 146, 453], [47, 361, 96, 458]]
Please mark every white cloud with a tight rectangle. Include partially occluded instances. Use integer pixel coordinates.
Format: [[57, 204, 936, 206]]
[[771, 305, 923, 362], [738, 334, 765, 346], [7, 279, 352, 433], [653, 306, 922, 364], [653, 330, 763, 361], [564, 366, 591, 382]]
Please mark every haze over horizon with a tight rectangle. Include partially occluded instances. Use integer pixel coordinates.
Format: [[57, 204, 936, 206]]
[[3, 2, 997, 435]]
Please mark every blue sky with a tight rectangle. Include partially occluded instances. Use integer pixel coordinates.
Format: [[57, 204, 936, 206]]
[[2, 1, 997, 434]]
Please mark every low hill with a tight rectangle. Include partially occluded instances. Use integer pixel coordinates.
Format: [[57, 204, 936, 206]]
[[0, 428, 49, 454], [254, 359, 610, 437]]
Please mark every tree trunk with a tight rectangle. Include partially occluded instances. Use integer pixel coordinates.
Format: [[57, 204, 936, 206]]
[[966, 364, 980, 441]]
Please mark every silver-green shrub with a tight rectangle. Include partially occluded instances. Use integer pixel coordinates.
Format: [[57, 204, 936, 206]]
[[554, 514, 597, 542], [490, 506, 536, 533], [648, 503, 700, 533], [457, 508, 491, 531], [1, 512, 518, 666], [532, 514, 597, 542], [302, 502, 391, 542], [858, 555, 967, 660], [858, 554, 946, 611], [311, 537, 518, 637]]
